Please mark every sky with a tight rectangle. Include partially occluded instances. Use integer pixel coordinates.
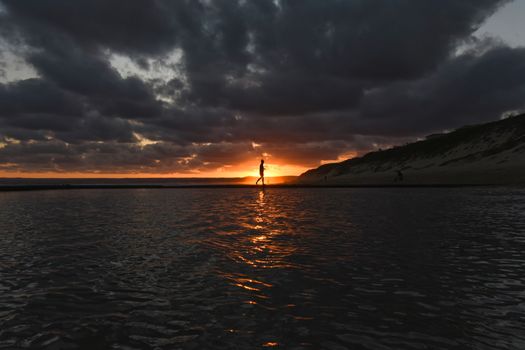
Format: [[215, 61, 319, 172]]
[[0, 0, 524, 178]]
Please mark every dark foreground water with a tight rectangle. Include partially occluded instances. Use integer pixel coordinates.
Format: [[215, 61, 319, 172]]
[[1, 188, 524, 350]]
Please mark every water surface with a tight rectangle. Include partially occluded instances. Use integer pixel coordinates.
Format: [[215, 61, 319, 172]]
[[1, 188, 524, 349]]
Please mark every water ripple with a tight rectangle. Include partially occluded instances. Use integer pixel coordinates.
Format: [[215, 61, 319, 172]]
[[1, 188, 525, 349]]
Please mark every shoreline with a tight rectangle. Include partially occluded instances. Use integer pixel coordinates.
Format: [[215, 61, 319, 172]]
[[0, 183, 510, 192]]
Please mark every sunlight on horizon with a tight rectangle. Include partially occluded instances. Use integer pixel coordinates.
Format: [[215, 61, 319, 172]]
[[0, 162, 309, 179]]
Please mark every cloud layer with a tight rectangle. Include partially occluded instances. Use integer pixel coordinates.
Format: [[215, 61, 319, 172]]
[[1, 0, 524, 175]]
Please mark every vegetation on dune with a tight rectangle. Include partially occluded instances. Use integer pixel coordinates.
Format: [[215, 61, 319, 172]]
[[301, 113, 525, 178]]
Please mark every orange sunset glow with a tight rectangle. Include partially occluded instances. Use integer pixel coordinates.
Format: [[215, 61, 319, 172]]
[[0, 159, 310, 179]]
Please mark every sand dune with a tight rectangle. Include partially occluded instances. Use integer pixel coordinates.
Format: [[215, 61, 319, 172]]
[[298, 113, 525, 185]]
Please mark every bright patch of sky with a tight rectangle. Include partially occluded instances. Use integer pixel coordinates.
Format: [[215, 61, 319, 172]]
[[475, 0, 525, 47], [133, 132, 160, 148], [109, 49, 184, 83], [109, 49, 186, 104], [0, 40, 39, 83]]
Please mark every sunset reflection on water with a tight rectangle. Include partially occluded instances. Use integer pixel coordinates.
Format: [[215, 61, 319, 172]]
[[2, 188, 524, 349], [216, 188, 306, 348], [232, 189, 299, 270], [218, 189, 302, 317]]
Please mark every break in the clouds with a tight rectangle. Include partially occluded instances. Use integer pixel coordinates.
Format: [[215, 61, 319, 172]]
[[0, 0, 524, 175]]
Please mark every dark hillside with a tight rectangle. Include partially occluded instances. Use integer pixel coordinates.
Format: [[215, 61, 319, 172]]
[[299, 113, 525, 185]]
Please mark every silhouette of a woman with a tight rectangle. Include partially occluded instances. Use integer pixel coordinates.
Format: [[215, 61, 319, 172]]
[[256, 159, 265, 186]]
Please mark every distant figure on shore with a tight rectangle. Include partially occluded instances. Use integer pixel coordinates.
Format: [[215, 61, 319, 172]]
[[256, 159, 265, 186], [394, 170, 404, 182]]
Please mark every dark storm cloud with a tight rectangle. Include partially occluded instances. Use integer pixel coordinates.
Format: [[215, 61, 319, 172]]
[[360, 45, 525, 134], [242, 0, 500, 79], [1, 0, 178, 56], [28, 49, 163, 119], [1, 0, 524, 174], [201, 73, 364, 115], [0, 140, 193, 173], [0, 78, 83, 117]]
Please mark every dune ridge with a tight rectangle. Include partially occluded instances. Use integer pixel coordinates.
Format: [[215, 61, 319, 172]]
[[298, 113, 525, 185]]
